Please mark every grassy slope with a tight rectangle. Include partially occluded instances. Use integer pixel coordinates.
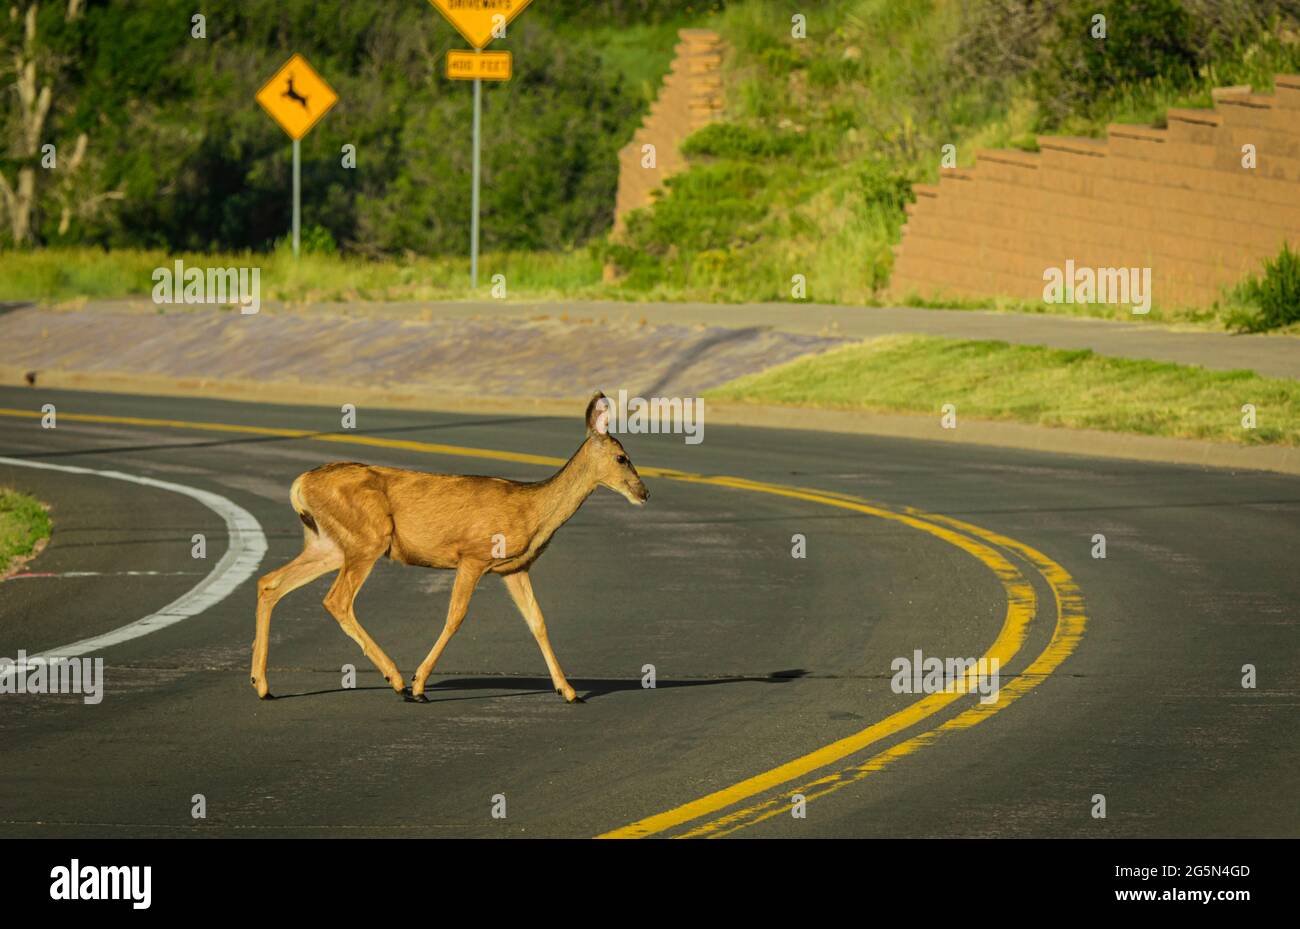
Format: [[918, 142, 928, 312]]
[[0, 488, 51, 576], [0, 246, 607, 304], [608, 0, 1300, 323], [707, 335, 1300, 445]]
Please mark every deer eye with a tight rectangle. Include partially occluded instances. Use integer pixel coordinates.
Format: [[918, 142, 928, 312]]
[[616, 455, 629, 465]]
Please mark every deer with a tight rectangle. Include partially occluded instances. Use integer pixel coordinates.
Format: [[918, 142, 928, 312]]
[[282, 75, 309, 110], [250, 393, 648, 703]]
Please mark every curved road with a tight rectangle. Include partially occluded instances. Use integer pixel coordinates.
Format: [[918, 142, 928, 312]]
[[0, 385, 1296, 837]]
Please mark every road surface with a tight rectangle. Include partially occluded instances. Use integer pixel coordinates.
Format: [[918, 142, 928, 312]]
[[0, 386, 1296, 837]]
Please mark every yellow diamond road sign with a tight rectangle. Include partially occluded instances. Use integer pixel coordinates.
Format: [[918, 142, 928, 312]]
[[427, 0, 534, 50], [256, 54, 338, 140]]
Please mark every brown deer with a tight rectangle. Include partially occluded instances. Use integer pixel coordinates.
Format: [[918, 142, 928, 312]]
[[251, 393, 648, 703]]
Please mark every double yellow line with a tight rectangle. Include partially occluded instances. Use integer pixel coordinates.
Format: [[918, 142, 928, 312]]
[[0, 406, 1086, 838]]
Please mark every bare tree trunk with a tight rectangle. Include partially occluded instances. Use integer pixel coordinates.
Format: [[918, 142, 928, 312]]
[[55, 131, 122, 235], [0, 1, 84, 245]]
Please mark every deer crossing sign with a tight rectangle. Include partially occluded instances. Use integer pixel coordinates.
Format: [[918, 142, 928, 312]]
[[255, 53, 338, 141]]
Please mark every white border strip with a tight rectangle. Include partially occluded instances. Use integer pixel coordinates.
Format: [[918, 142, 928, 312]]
[[0, 457, 267, 679]]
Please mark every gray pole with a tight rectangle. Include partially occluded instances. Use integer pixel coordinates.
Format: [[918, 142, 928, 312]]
[[471, 48, 482, 289], [292, 138, 301, 259]]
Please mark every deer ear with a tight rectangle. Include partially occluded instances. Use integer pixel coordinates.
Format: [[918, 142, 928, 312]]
[[585, 392, 610, 436]]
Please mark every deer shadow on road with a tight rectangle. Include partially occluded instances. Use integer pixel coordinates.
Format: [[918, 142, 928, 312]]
[[268, 669, 808, 703]]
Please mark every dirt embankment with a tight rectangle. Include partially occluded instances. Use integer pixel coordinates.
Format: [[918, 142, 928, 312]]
[[0, 304, 848, 411]]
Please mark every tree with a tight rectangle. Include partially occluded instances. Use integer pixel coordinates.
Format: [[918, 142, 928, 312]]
[[0, 0, 119, 246]]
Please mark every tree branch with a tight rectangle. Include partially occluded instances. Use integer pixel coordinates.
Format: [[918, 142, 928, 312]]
[[0, 168, 15, 212]]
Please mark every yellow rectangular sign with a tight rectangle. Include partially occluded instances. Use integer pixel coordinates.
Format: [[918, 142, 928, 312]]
[[256, 54, 338, 140], [446, 50, 512, 81], [428, 0, 534, 50]]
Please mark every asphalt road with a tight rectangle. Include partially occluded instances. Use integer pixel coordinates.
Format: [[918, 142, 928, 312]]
[[0, 385, 1296, 838]]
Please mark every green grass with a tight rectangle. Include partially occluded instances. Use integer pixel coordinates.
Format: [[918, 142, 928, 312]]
[[707, 335, 1300, 445], [0, 245, 609, 305], [0, 488, 51, 576], [897, 289, 1237, 327]]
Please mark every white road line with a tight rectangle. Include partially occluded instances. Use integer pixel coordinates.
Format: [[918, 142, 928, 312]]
[[7, 571, 207, 578], [0, 457, 267, 680]]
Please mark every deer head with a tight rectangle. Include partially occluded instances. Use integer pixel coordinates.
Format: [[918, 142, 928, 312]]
[[585, 392, 649, 506]]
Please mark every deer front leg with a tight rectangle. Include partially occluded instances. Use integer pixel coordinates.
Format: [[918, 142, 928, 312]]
[[502, 571, 580, 704], [409, 562, 483, 702]]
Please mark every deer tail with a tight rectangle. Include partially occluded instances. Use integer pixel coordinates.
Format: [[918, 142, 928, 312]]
[[289, 474, 318, 535]]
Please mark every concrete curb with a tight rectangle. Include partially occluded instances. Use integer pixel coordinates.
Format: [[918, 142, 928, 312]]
[[4, 364, 1296, 477]]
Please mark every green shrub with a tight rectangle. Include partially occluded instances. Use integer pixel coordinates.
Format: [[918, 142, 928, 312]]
[[759, 43, 805, 75], [1228, 243, 1300, 332], [681, 122, 807, 159], [857, 158, 916, 215], [1031, 0, 1201, 128], [622, 163, 768, 253], [301, 224, 339, 256]]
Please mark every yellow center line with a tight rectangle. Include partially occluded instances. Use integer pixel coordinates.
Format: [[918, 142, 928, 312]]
[[0, 406, 1086, 838], [0, 408, 567, 468], [679, 511, 1085, 838], [597, 482, 1039, 839]]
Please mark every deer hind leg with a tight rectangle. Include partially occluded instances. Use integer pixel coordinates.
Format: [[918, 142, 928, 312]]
[[502, 571, 579, 704], [322, 551, 406, 695], [409, 562, 484, 701], [251, 535, 342, 699]]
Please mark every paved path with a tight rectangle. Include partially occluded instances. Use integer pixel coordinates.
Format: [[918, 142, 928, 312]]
[[10, 299, 1298, 378], [270, 300, 1300, 380]]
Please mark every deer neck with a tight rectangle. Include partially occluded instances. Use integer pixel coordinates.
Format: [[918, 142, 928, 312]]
[[531, 441, 599, 542]]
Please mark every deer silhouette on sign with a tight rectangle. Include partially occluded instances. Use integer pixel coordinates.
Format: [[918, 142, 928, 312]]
[[282, 74, 309, 111]]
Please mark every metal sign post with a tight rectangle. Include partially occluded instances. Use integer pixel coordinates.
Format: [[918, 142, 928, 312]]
[[292, 138, 301, 259], [471, 49, 481, 288], [428, 1, 531, 287]]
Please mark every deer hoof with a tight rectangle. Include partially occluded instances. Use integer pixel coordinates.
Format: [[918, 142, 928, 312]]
[[404, 691, 429, 704]]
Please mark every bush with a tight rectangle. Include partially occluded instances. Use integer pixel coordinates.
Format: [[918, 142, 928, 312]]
[[857, 158, 916, 215], [1229, 243, 1300, 332], [1030, 0, 1202, 128], [622, 162, 768, 253], [681, 122, 807, 159], [301, 224, 338, 256]]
